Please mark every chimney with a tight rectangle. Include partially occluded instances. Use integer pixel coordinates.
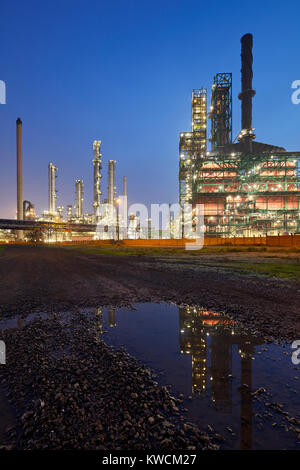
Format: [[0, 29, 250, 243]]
[[122, 176, 127, 236], [16, 118, 23, 220], [238, 33, 256, 153], [123, 176, 127, 197], [108, 160, 116, 206]]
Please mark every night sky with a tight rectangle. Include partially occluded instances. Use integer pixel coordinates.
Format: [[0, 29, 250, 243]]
[[1, 0, 300, 218]]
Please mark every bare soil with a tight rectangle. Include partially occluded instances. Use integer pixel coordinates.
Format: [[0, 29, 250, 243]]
[[0, 245, 299, 342]]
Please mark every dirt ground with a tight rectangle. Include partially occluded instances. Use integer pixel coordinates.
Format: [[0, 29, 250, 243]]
[[0, 245, 300, 342]]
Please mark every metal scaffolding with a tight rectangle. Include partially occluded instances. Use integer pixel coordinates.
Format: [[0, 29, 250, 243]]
[[209, 73, 232, 150], [192, 151, 300, 236], [179, 88, 207, 205], [179, 35, 300, 238]]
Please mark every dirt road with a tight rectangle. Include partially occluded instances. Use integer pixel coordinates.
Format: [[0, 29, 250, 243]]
[[0, 245, 299, 341]]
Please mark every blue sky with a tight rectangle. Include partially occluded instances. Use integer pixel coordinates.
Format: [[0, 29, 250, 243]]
[[1, 0, 300, 218]]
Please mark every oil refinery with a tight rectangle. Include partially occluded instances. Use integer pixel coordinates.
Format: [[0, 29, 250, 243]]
[[179, 33, 300, 237], [0, 120, 130, 242], [1, 33, 300, 242]]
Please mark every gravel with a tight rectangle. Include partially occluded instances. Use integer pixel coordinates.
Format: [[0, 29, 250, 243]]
[[0, 312, 218, 450]]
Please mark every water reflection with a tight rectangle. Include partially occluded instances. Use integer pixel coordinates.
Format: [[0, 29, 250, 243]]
[[179, 306, 262, 449], [95, 308, 103, 343], [0, 304, 297, 449], [95, 303, 267, 450], [108, 307, 116, 327]]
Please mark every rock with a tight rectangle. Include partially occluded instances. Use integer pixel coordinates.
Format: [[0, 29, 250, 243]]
[[21, 410, 34, 422]]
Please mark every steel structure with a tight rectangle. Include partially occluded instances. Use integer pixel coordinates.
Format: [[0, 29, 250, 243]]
[[0, 218, 96, 233], [179, 88, 207, 205], [209, 73, 232, 150], [93, 140, 102, 221], [179, 34, 300, 237], [75, 179, 84, 219], [48, 163, 58, 214], [192, 152, 300, 236]]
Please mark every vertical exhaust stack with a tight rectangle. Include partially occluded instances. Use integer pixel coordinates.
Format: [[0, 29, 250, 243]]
[[123, 175, 127, 197], [122, 176, 127, 237], [48, 163, 58, 215], [75, 179, 84, 219], [16, 118, 23, 238], [238, 33, 256, 153], [108, 160, 116, 206], [93, 141, 102, 222]]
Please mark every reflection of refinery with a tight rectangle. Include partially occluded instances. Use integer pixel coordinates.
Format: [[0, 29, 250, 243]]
[[94, 306, 117, 342], [108, 307, 116, 327], [92, 304, 261, 449], [179, 305, 261, 449], [179, 306, 234, 408], [179, 306, 261, 417]]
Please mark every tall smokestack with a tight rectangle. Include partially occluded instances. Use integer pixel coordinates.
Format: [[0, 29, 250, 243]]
[[238, 33, 256, 153], [48, 163, 58, 214], [123, 176, 127, 197], [122, 176, 127, 237], [93, 140, 102, 222], [16, 118, 23, 221], [108, 160, 116, 206], [75, 179, 84, 219]]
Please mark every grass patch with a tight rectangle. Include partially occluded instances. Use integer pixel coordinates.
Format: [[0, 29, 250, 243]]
[[83, 247, 138, 257], [225, 261, 300, 280], [62, 243, 300, 258], [198, 246, 268, 253]]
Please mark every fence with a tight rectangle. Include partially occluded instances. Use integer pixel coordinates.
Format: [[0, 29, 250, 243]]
[[57, 234, 300, 248]]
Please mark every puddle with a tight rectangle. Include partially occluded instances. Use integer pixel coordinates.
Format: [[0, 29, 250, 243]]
[[93, 303, 300, 450], [0, 303, 299, 450], [0, 312, 48, 330]]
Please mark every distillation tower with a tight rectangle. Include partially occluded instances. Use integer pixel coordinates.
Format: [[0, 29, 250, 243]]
[[179, 89, 207, 205], [48, 163, 58, 215], [75, 179, 83, 219], [93, 140, 102, 222]]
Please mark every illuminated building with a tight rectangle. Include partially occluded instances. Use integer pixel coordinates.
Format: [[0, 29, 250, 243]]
[[179, 34, 300, 237]]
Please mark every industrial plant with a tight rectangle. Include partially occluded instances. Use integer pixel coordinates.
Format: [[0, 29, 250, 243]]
[[1, 33, 299, 242], [0, 120, 130, 242], [179, 33, 300, 237]]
